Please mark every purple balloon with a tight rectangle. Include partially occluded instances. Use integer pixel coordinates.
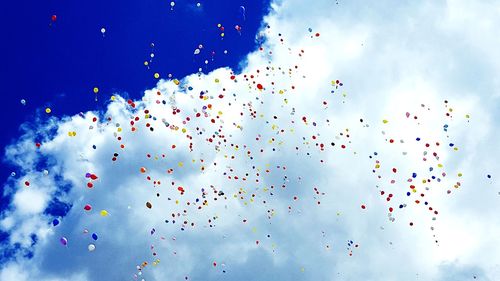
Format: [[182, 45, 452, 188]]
[[60, 237, 68, 246]]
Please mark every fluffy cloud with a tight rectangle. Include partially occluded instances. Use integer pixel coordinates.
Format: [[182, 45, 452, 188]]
[[1, 0, 499, 280]]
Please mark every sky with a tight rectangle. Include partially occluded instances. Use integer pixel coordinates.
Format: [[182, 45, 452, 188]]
[[1, 0, 499, 281]]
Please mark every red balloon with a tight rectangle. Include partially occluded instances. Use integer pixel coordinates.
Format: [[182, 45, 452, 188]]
[[51, 15, 57, 22]]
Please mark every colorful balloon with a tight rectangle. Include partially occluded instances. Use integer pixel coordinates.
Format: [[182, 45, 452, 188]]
[[60, 237, 68, 246]]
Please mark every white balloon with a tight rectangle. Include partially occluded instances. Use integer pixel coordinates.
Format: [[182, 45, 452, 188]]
[[100, 27, 106, 34], [170, 1, 175, 7], [88, 244, 96, 252], [196, 3, 201, 7], [20, 99, 26, 105], [194, 49, 200, 55]]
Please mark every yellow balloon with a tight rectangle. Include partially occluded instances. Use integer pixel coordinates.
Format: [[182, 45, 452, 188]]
[[154, 73, 160, 79], [100, 210, 109, 217], [45, 108, 52, 114], [93, 87, 99, 94]]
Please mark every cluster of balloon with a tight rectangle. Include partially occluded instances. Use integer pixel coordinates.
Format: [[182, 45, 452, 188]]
[[194, 44, 203, 56], [217, 24, 225, 39], [144, 43, 155, 69], [149, 43, 155, 64], [32, 5, 487, 280]]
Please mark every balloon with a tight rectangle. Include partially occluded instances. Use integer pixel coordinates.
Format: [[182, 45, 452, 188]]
[[51, 15, 57, 22], [88, 244, 96, 252], [45, 107, 52, 114], [100, 27, 106, 35], [84, 204, 92, 211], [154, 73, 160, 79], [52, 219, 60, 226], [100, 210, 109, 217], [60, 237, 68, 246], [239, 6, 246, 20], [20, 99, 26, 105], [93, 87, 99, 94], [196, 2, 201, 7], [194, 49, 200, 55], [92, 233, 98, 240], [140, 167, 147, 173], [146, 202, 152, 209]]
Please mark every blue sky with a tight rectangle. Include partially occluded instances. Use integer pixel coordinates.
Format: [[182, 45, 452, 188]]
[[0, 0, 268, 191], [1, 0, 500, 280]]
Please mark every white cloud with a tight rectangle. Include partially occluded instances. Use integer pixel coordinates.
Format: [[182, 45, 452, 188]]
[[13, 188, 49, 215], [1, 0, 500, 280]]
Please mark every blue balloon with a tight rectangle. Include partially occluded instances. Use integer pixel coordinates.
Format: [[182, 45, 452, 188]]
[[92, 233, 98, 241], [52, 219, 60, 226]]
